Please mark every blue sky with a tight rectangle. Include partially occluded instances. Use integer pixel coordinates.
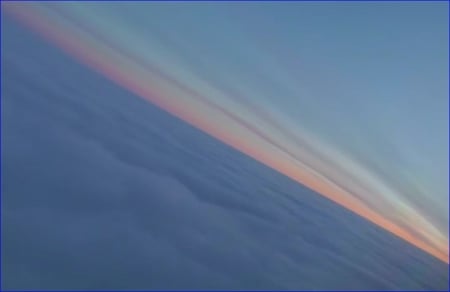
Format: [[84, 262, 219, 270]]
[[2, 1, 448, 262]]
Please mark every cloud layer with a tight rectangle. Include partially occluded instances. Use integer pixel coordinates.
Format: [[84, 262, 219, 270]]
[[2, 2, 447, 262], [2, 16, 448, 290]]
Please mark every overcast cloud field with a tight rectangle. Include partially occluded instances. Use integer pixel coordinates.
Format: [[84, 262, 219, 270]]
[[2, 16, 449, 291]]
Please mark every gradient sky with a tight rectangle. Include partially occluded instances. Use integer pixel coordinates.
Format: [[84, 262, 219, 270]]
[[3, 2, 448, 263]]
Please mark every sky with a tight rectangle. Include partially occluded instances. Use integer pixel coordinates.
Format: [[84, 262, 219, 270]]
[[2, 14, 448, 289], [2, 2, 448, 263]]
